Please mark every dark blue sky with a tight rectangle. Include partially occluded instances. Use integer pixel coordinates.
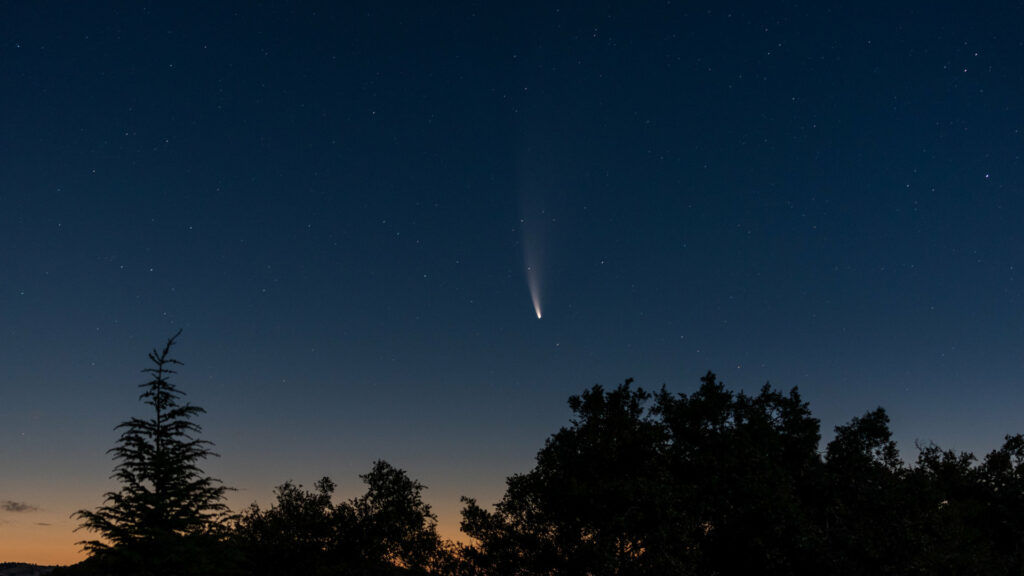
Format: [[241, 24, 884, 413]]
[[3, 1, 1023, 564]]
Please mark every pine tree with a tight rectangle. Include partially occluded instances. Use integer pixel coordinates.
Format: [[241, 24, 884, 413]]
[[75, 331, 231, 575]]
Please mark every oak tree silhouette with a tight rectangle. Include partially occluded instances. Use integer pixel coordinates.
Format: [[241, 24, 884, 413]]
[[234, 461, 447, 575]]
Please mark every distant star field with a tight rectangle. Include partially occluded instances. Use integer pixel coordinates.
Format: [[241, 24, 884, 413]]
[[2, 1, 1024, 565]]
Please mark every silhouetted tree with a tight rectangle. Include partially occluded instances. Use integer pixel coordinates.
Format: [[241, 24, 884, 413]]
[[233, 478, 338, 576], [344, 460, 447, 574], [461, 380, 694, 575], [906, 443, 996, 575], [656, 372, 825, 575], [977, 434, 1024, 572], [234, 461, 447, 575], [74, 331, 231, 576], [456, 372, 1024, 575], [823, 408, 908, 575]]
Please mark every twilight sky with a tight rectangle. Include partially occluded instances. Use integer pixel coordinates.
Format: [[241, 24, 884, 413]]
[[3, 1, 1024, 565]]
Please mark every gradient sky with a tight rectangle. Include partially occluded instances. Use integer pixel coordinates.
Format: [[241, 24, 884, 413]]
[[3, 1, 1024, 565]]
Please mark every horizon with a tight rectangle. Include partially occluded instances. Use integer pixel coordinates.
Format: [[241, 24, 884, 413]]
[[2, 364, 1019, 565]]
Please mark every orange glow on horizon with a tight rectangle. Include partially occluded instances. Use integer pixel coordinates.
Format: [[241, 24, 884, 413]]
[[0, 522, 85, 567], [2, 492, 477, 567]]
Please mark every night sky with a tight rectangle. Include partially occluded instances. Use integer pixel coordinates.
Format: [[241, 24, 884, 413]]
[[3, 2, 1024, 565]]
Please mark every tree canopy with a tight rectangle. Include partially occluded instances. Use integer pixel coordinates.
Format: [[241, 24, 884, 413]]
[[233, 461, 447, 576], [460, 372, 1024, 575]]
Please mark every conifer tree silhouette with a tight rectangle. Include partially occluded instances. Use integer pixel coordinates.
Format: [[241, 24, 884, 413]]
[[75, 331, 231, 575]]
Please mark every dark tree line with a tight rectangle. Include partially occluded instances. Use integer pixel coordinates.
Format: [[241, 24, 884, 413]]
[[460, 374, 1024, 575], [62, 335, 1024, 575]]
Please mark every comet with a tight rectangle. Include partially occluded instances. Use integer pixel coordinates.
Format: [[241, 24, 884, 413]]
[[517, 169, 547, 319], [527, 265, 542, 319], [521, 213, 544, 320]]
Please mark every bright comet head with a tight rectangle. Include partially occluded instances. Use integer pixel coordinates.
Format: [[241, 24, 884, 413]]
[[528, 272, 543, 319]]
